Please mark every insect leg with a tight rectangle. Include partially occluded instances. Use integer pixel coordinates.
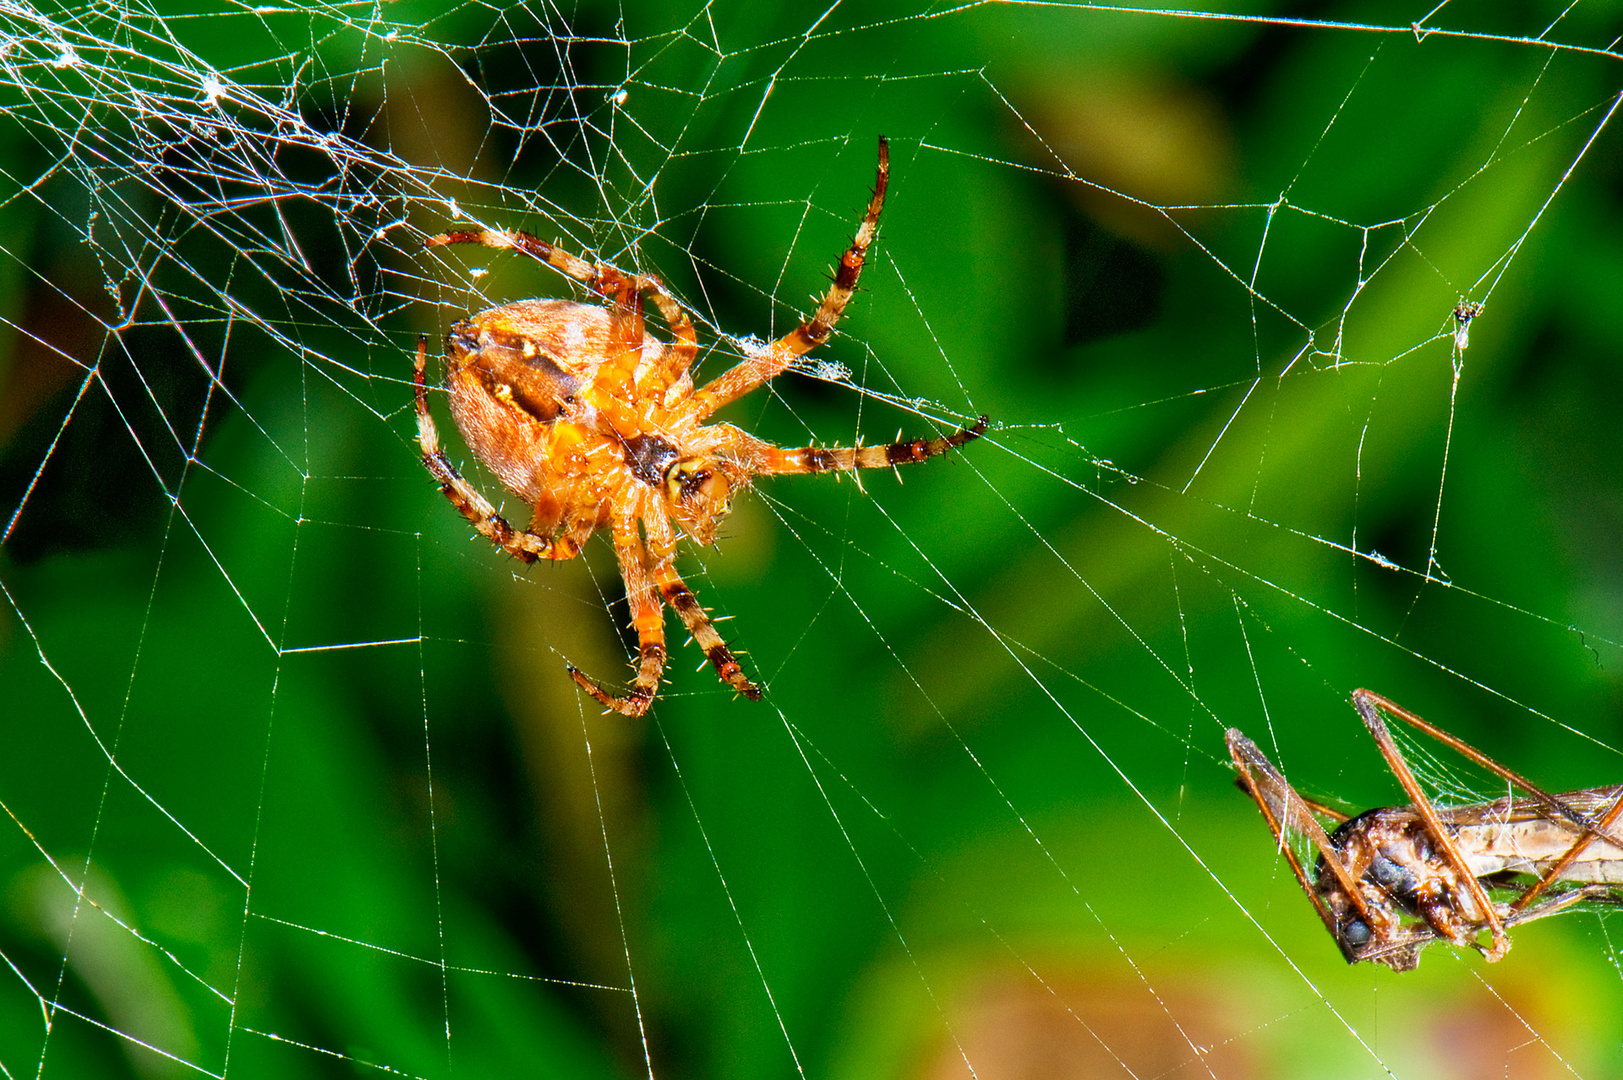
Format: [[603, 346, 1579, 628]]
[[1351, 690, 1510, 959]]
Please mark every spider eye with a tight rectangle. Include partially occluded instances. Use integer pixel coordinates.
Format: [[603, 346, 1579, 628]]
[[1341, 918, 1372, 945]]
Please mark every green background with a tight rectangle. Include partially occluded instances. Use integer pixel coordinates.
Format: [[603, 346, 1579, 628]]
[[2, 0, 1622, 1076]]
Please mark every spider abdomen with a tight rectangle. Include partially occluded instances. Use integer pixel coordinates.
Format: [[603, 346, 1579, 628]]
[[445, 298, 654, 508], [448, 299, 602, 422]]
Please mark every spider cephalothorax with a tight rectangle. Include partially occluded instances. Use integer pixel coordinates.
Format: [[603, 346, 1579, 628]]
[[416, 137, 987, 715]]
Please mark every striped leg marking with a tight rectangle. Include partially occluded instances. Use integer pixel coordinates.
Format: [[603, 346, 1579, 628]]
[[656, 565, 761, 701], [757, 415, 988, 475], [691, 137, 891, 419]]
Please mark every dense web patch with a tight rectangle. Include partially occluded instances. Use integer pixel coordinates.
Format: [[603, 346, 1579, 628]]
[[2, 1, 1622, 1077]]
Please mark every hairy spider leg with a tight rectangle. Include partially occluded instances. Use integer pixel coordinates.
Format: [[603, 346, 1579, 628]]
[[428, 228, 602, 287], [655, 563, 761, 703], [639, 282, 700, 401], [689, 137, 890, 421], [415, 335, 581, 561], [714, 415, 989, 475], [645, 503, 760, 702], [569, 508, 668, 716], [639, 503, 762, 702], [1351, 690, 1509, 959], [566, 267, 706, 405], [568, 502, 762, 712], [594, 269, 651, 398]]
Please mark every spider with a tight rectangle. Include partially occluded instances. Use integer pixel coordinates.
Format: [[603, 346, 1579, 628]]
[[415, 137, 987, 716]]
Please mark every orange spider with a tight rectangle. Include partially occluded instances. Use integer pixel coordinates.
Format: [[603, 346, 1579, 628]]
[[415, 137, 986, 715]]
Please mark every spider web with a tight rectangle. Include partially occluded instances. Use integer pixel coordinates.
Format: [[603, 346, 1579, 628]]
[[2, 0, 1622, 1076]]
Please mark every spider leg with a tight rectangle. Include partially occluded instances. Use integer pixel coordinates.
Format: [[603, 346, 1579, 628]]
[[597, 271, 702, 401], [725, 415, 988, 475], [568, 510, 666, 717], [429, 228, 609, 284], [641, 287, 698, 399], [415, 336, 579, 562], [649, 333, 697, 409], [689, 137, 889, 420], [638, 507, 760, 700], [598, 272, 648, 389], [428, 229, 608, 291], [655, 560, 762, 702]]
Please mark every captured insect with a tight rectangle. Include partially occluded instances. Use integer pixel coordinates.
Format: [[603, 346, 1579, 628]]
[[416, 137, 986, 715], [1451, 300, 1481, 351], [1228, 689, 1623, 970]]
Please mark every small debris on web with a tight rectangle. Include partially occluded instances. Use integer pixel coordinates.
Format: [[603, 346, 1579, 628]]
[[806, 358, 851, 383], [1452, 300, 1481, 351]]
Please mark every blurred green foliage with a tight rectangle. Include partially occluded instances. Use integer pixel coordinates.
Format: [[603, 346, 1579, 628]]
[[2, 0, 1622, 1077]]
